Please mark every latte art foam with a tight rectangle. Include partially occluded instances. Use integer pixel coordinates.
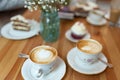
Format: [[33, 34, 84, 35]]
[[29, 46, 57, 64], [35, 49, 53, 62], [77, 39, 102, 54]]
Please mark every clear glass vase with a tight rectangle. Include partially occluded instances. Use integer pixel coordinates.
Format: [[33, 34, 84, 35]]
[[40, 11, 60, 42]]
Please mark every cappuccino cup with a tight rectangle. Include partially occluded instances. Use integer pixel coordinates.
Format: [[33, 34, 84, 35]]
[[88, 10, 104, 23], [29, 45, 58, 79], [76, 39, 102, 65]]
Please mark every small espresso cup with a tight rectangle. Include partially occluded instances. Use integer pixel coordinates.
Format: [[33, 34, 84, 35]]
[[88, 10, 104, 23], [29, 45, 58, 79], [76, 39, 102, 65]]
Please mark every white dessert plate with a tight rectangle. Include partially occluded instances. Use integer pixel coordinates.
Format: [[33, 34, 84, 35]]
[[76, 1, 98, 11], [67, 47, 107, 75], [65, 30, 91, 43], [21, 57, 66, 80], [1, 20, 40, 40], [86, 17, 107, 26]]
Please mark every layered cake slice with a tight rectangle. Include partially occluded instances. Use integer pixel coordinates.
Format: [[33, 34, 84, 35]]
[[10, 15, 31, 31], [71, 22, 87, 39]]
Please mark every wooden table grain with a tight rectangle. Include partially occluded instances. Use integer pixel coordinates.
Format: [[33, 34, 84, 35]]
[[0, 10, 120, 80]]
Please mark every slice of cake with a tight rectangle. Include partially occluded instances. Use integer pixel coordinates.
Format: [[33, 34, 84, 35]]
[[71, 22, 87, 39], [10, 15, 31, 31], [74, 8, 89, 17]]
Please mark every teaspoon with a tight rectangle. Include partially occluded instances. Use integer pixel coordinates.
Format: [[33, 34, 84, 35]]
[[98, 58, 113, 68], [18, 53, 29, 58]]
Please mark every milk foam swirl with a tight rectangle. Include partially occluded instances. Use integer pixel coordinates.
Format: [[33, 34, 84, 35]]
[[29, 45, 57, 64], [77, 39, 102, 54]]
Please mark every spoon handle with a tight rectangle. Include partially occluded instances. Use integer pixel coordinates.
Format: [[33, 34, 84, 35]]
[[18, 53, 29, 58], [98, 58, 113, 68]]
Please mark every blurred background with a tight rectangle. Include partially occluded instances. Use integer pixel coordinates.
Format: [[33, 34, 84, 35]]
[[0, 0, 120, 28]]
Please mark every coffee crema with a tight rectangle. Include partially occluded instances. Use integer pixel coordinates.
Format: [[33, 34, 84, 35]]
[[29, 45, 57, 64], [77, 39, 102, 54]]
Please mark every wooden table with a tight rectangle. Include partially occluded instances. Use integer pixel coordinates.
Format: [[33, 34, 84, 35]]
[[0, 10, 120, 80]]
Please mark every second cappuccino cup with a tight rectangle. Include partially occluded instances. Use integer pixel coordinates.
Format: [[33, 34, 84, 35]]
[[76, 39, 102, 65], [29, 45, 58, 79], [88, 10, 104, 23]]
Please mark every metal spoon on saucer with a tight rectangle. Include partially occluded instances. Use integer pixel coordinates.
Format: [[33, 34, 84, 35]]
[[98, 58, 113, 68], [18, 53, 44, 78], [18, 53, 56, 78]]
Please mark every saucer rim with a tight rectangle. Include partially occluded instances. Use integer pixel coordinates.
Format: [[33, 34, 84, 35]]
[[1, 20, 40, 40], [67, 47, 107, 75], [21, 56, 66, 80], [86, 17, 107, 26], [65, 30, 91, 43], [76, 1, 98, 11]]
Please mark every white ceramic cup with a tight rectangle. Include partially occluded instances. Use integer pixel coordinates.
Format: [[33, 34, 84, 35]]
[[76, 39, 102, 65], [88, 10, 104, 23], [29, 45, 58, 79]]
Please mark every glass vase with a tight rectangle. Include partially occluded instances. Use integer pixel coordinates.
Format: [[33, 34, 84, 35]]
[[40, 11, 60, 42]]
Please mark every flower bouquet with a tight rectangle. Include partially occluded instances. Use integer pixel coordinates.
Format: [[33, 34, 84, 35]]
[[24, 0, 70, 12]]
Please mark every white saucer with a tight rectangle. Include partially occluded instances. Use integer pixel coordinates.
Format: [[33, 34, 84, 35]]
[[86, 17, 107, 26], [76, 1, 98, 11], [21, 57, 66, 80], [1, 20, 40, 40], [65, 30, 91, 43], [67, 47, 107, 75]]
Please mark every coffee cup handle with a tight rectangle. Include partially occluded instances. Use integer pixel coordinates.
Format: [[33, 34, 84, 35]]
[[36, 69, 44, 78]]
